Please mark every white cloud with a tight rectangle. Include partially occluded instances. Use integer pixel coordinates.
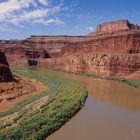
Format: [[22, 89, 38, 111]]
[[23, 8, 49, 19], [34, 18, 64, 25], [0, 0, 36, 17], [88, 27, 94, 31], [0, 0, 65, 29], [39, 0, 48, 5], [0, 24, 18, 33]]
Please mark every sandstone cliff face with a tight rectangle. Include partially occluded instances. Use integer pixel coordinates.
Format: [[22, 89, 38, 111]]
[[45, 53, 140, 79], [96, 20, 140, 33], [0, 51, 13, 82], [63, 31, 140, 55], [0, 20, 140, 80]]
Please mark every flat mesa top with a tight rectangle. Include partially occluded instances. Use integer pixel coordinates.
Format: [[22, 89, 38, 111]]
[[96, 19, 140, 33]]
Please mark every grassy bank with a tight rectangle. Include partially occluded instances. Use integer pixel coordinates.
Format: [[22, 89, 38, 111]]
[[44, 67, 140, 90], [121, 79, 140, 90], [103, 77, 140, 90], [0, 67, 87, 140]]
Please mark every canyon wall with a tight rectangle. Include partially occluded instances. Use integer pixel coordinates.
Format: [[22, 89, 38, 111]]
[[0, 50, 13, 82], [44, 28, 140, 79], [46, 53, 140, 79], [0, 20, 140, 80]]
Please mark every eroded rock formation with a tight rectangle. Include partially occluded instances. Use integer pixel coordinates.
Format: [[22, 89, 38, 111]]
[[46, 53, 140, 79], [0, 19, 140, 80], [0, 50, 13, 82], [96, 19, 140, 33]]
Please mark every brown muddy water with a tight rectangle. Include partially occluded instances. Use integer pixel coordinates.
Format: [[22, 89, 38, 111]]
[[41, 69, 140, 140]]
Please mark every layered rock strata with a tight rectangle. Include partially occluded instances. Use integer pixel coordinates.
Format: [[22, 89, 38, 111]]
[[96, 19, 140, 33], [0, 19, 140, 79]]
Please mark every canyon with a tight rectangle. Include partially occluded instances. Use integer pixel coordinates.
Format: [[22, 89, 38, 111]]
[[0, 19, 140, 79]]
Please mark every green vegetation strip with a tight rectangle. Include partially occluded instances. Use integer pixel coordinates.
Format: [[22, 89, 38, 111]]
[[0, 67, 87, 140], [121, 79, 140, 90], [46, 67, 140, 90]]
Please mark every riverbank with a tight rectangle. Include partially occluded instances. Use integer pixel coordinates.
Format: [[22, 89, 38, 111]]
[[38, 67, 140, 90], [121, 79, 140, 89], [0, 67, 87, 140], [46, 69, 140, 140]]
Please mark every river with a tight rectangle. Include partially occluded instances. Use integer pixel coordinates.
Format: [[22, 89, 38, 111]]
[[41, 69, 140, 140]]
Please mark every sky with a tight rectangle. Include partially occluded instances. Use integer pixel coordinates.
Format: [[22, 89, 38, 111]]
[[0, 0, 140, 39]]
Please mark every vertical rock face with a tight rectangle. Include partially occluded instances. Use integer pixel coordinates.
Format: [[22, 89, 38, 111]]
[[46, 53, 140, 79], [0, 51, 13, 82]]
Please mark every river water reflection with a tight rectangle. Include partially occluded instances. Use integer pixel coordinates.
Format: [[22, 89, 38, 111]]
[[42, 69, 140, 140]]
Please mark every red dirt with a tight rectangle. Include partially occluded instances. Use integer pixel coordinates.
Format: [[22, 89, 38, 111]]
[[0, 74, 46, 112]]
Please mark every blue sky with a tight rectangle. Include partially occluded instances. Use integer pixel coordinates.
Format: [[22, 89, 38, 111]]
[[0, 0, 140, 39]]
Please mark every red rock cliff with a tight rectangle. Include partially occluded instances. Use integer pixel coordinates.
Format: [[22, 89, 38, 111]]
[[0, 50, 13, 82], [0, 20, 140, 80], [96, 19, 140, 33]]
